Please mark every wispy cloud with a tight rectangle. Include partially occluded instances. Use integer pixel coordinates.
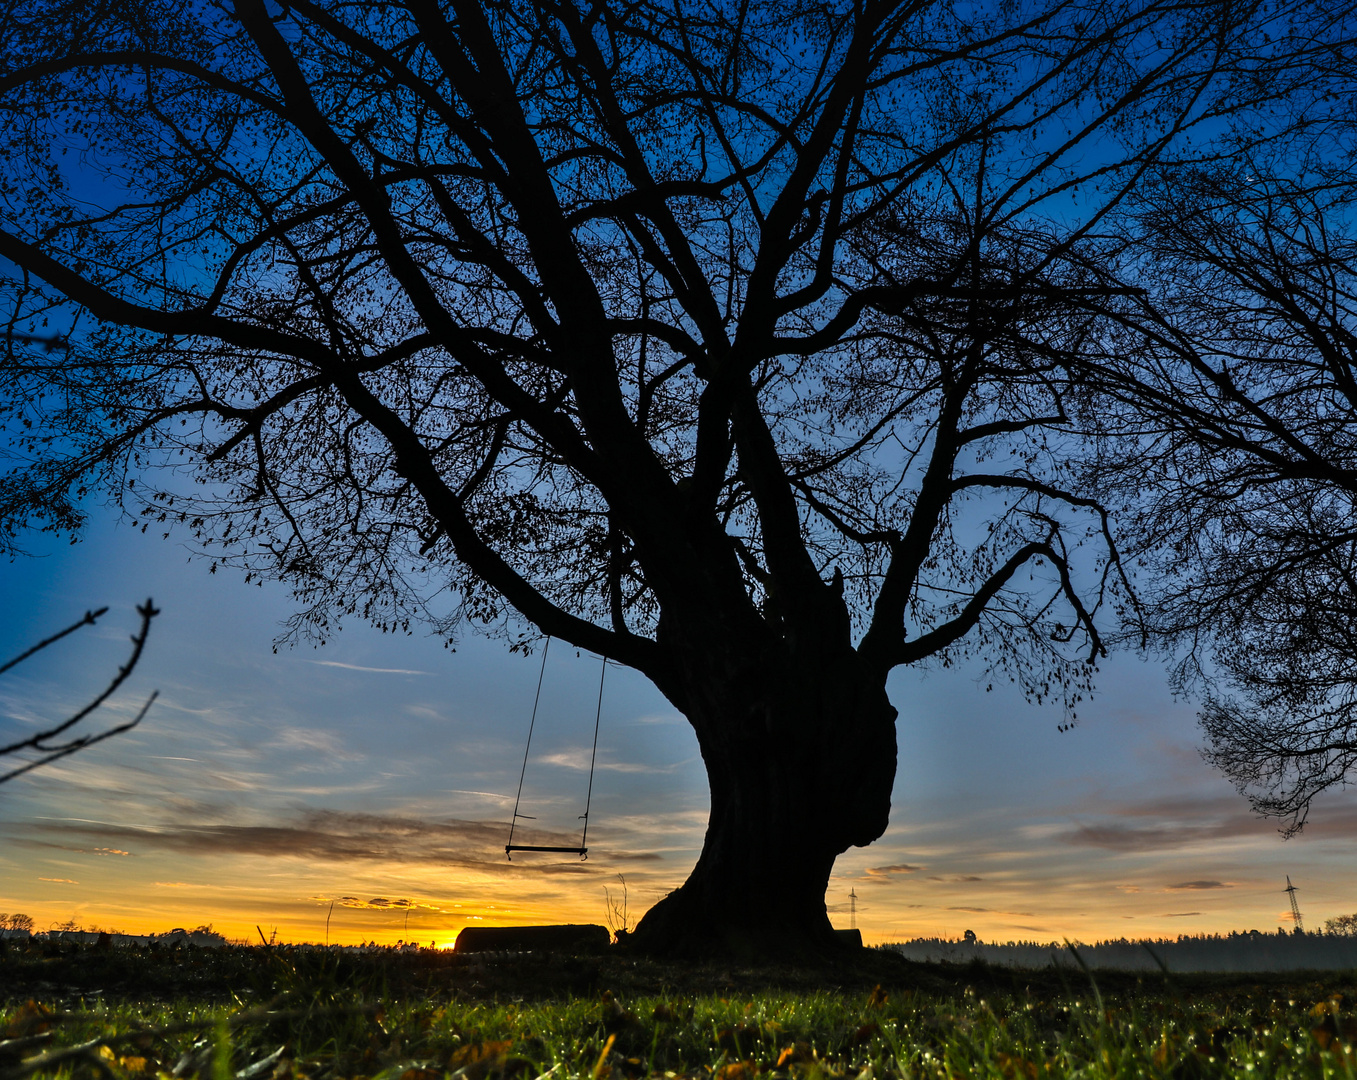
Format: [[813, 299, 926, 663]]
[[1164, 911, 1203, 917], [948, 905, 1037, 918], [1166, 880, 1230, 890], [303, 661, 434, 676], [38, 877, 77, 883], [309, 896, 447, 912], [1059, 822, 1238, 852], [446, 790, 513, 802], [27, 808, 602, 875], [538, 750, 681, 774], [264, 727, 359, 761], [866, 864, 921, 878]]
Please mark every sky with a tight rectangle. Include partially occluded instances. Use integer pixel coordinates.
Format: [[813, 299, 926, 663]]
[[4, 0, 1355, 954], [4, 508, 1357, 949]]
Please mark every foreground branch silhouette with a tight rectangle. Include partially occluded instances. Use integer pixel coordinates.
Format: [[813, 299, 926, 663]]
[[0, 600, 160, 784]]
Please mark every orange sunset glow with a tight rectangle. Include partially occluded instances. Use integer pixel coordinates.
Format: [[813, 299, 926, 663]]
[[5, 515, 1357, 948]]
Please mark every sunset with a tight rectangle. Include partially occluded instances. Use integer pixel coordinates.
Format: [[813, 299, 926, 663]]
[[5, 515, 1355, 946], [3, 0, 1357, 1073]]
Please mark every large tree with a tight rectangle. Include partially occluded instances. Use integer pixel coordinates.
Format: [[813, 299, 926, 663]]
[[0, 0, 1347, 953]]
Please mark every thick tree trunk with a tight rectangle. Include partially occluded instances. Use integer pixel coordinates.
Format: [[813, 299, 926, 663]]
[[629, 638, 898, 958]]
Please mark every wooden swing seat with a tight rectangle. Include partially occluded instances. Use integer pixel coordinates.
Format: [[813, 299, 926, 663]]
[[505, 844, 588, 856]]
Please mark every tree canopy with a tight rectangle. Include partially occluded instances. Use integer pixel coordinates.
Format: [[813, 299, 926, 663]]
[[1080, 156, 1357, 835]]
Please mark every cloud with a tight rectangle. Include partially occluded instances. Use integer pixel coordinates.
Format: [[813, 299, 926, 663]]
[[1166, 880, 1229, 890], [948, 905, 1038, 918], [403, 705, 448, 721], [311, 896, 445, 912], [1059, 821, 1237, 852], [265, 728, 358, 760], [537, 751, 679, 774], [866, 864, 921, 877], [446, 790, 514, 802], [303, 660, 434, 675], [607, 850, 664, 862], [38, 877, 77, 883], [6, 839, 138, 858], [27, 808, 602, 875], [1164, 912, 1203, 917], [1051, 790, 1310, 853]]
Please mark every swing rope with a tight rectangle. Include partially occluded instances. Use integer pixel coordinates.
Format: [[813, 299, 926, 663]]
[[505, 636, 551, 858], [578, 654, 607, 852], [504, 642, 608, 861]]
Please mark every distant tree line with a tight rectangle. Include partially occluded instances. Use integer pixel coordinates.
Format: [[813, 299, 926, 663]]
[[1324, 913, 1357, 936], [892, 923, 1357, 972]]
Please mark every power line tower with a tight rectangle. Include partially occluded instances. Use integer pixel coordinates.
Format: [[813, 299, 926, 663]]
[[849, 888, 857, 931], [1285, 876, 1304, 932]]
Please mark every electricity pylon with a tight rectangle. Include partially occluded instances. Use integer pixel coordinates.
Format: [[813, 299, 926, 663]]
[[1285, 876, 1304, 932]]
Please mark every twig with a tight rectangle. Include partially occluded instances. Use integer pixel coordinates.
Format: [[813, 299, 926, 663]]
[[0, 608, 108, 676], [0, 600, 160, 784], [0, 692, 158, 784]]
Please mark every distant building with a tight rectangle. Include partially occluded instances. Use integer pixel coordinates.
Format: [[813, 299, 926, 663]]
[[53, 930, 104, 945]]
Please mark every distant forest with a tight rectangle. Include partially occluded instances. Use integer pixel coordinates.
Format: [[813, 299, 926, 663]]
[[889, 932, 1357, 972]]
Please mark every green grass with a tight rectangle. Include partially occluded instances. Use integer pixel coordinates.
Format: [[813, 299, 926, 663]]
[[3, 948, 1356, 1080]]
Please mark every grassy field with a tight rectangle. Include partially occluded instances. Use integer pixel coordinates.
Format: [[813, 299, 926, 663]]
[[2, 943, 1356, 1080]]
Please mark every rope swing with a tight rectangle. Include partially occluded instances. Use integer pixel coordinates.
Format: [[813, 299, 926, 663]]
[[505, 637, 607, 860]]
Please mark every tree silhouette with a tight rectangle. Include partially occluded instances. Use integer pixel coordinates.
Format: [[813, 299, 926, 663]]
[[0, 0, 1348, 953], [1079, 162, 1357, 837]]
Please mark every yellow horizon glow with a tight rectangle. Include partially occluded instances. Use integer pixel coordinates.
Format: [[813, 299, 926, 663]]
[[0, 878, 1335, 949]]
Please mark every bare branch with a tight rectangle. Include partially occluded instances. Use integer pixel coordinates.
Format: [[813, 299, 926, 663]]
[[0, 600, 160, 783]]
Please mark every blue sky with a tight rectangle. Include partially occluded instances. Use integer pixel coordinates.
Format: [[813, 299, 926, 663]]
[[3, 505, 1357, 946]]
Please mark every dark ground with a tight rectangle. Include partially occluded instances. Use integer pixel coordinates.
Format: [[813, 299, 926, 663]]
[[2, 937, 1353, 1007]]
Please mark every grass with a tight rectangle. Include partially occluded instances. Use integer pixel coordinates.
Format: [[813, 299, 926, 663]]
[[3, 944, 1357, 1080]]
